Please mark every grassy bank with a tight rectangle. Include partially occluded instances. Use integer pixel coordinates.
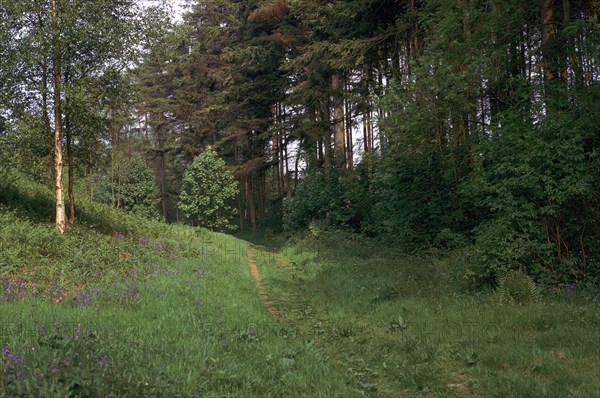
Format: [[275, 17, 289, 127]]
[[0, 179, 355, 396], [252, 232, 600, 397], [2, 177, 599, 396]]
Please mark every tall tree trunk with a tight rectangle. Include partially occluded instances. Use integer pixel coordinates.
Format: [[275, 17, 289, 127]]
[[117, 164, 121, 209], [238, 182, 245, 231], [66, 109, 75, 225], [272, 104, 281, 198], [332, 74, 346, 169], [153, 119, 168, 222], [52, 0, 67, 235], [562, 0, 583, 87], [246, 177, 256, 232], [541, 0, 556, 82], [111, 126, 117, 208], [322, 101, 332, 169], [344, 80, 353, 170], [293, 144, 300, 195], [258, 171, 265, 219], [42, 59, 54, 187], [156, 151, 167, 220], [88, 160, 93, 203], [306, 106, 319, 169]]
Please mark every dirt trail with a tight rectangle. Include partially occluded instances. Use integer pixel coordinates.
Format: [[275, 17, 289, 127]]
[[247, 248, 279, 317]]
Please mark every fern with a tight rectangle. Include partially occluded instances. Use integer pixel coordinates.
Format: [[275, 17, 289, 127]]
[[497, 269, 540, 305]]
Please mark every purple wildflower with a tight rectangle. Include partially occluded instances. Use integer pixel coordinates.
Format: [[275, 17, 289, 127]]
[[593, 293, 600, 303], [2, 346, 23, 368], [72, 291, 93, 307], [1, 277, 23, 302], [2, 346, 25, 381], [112, 231, 125, 240], [96, 354, 110, 366]]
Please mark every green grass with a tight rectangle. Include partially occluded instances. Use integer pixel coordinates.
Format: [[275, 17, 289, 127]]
[[2, 176, 599, 396], [0, 178, 355, 396], [0, 237, 354, 396], [252, 232, 600, 397]]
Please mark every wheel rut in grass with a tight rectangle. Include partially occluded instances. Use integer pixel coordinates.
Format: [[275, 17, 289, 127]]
[[247, 248, 279, 317]]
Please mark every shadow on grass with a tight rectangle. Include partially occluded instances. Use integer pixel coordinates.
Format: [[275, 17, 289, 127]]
[[0, 180, 157, 239], [234, 228, 289, 252], [0, 183, 54, 223]]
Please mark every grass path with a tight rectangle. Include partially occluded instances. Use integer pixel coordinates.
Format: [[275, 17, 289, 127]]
[[1, 232, 360, 397], [247, 248, 279, 318], [249, 235, 600, 398]]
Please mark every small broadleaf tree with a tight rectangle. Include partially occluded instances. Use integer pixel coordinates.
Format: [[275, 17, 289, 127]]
[[119, 155, 161, 220], [179, 147, 238, 231]]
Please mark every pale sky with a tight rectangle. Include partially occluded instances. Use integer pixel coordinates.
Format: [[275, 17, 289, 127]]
[[140, 0, 188, 22]]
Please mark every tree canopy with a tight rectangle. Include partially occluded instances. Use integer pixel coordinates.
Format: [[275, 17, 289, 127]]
[[1, 0, 598, 285]]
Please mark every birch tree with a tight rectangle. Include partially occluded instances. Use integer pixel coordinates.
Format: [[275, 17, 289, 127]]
[[0, 0, 142, 234]]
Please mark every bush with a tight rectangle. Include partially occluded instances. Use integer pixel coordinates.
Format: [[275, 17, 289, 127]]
[[469, 90, 599, 285], [178, 147, 238, 231], [283, 168, 369, 233], [94, 155, 160, 220], [497, 269, 540, 305]]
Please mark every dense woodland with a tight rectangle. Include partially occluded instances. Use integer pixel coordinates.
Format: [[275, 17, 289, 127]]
[[1, 0, 599, 286]]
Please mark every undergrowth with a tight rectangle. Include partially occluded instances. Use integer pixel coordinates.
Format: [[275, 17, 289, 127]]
[[254, 231, 600, 397], [0, 177, 356, 396]]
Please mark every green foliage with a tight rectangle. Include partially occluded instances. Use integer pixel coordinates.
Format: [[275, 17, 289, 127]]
[[497, 269, 541, 305], [0, 115, 51, 185], [118, 155, 160, 220], [283, 168, 369, 233], [468, 85, 600, 285], [365, 149, 473, 248], [256, 230, 600, 397], [95, 155, 160, 220], [179, 147, 238, 231]]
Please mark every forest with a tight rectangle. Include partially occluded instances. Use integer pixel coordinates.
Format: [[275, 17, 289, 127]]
[[0, 0, 599, 396], [2, 0, 599, 285]]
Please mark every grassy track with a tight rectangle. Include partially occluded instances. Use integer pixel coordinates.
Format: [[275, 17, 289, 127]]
[[251, 233, 600, 398], [0, 179, 357, 396], [1, 178, 599, 397], [0, 231, 358, 397]]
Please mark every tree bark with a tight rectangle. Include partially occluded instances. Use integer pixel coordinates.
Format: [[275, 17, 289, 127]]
[[272, 104, 281, 198], [157, 151, 167, 220], [111, 126, 117, 207], [52, 0, 67, 235], [246, 177, 256, 232], [332, 74, 346, 169], [541, 0, 556, 82], [66, 108, 75, 225], [562, 0, 583, 87], [42, 59, 54, 187], [322, 101, 332, 169], [344, 80, 353, 170]]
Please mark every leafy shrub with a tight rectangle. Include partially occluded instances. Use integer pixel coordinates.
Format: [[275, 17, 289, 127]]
[[283, 170, 330, 231], [497, 269, 540, 305], [179, 147, 238, 231], [94, 155, 160, 220], [469, 88, 599, 285], [283, 167, 370, 233], [118, 155, 160, 220]]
